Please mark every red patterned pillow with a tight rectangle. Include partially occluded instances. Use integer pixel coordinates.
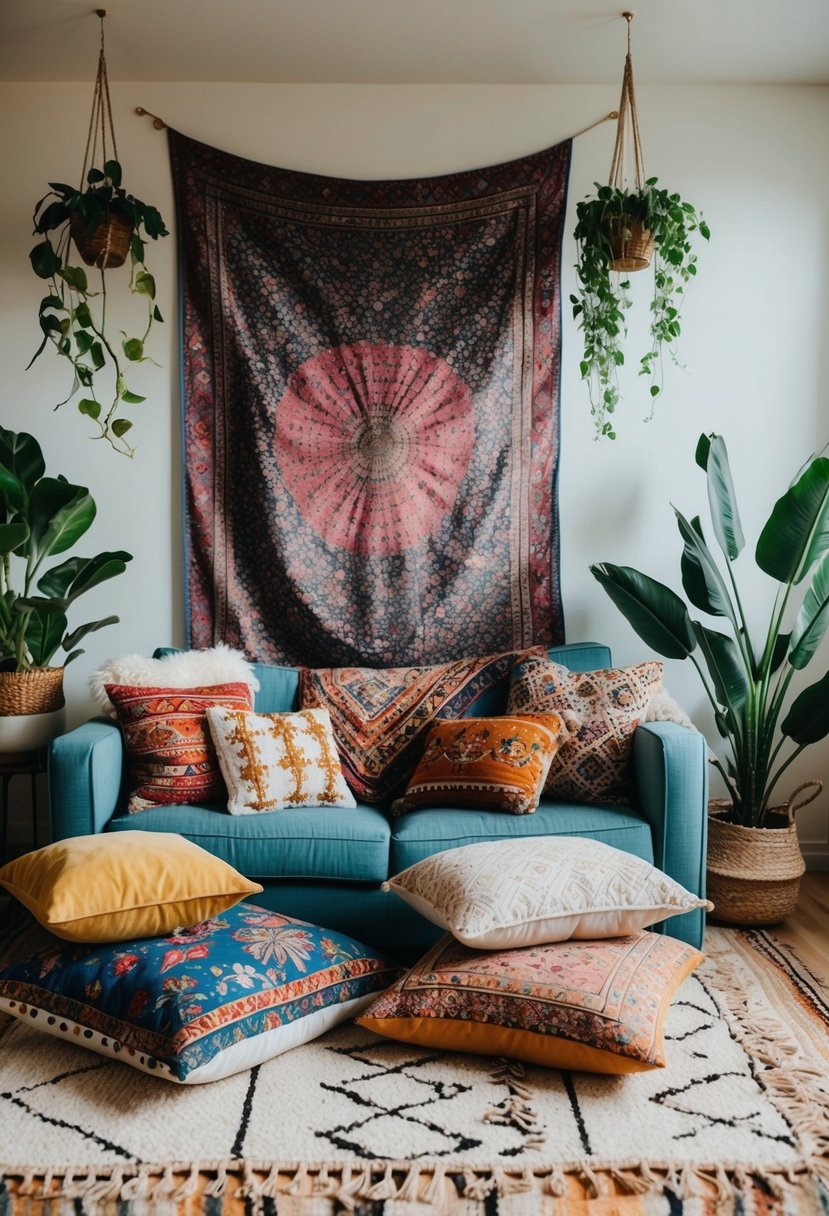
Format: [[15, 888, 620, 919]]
[[106, 683, 254, 813], [299, 649, 544, 803]]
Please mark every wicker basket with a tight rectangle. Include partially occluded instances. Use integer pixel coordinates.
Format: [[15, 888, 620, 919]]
[[706, 781, 821, 926], [0, 667, 65, 717], [70, 209, 134, 270], [609, 216, 654, 272]]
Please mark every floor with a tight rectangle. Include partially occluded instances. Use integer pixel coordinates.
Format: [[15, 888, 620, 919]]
[[771, 870, 829, 986]]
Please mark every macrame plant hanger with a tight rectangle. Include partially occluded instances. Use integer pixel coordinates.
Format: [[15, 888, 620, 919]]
[[607, 12, 654, 272]]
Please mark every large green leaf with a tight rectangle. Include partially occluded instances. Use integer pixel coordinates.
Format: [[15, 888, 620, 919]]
[[680, 515, 723, 615], [675, 509, 738, 626], [706, 435, 745, 561], [0, 427, 44, 494], [28, 479, 95, 558], [36, 556, 87, 599], [692, 622, 749, 709], [789, 550, 829, 669], [65, 550, 132, 601], [25, 608, 68, 667], [590, 563, 696, 659], [61, 615, 119, 653], [756, 457, 829, 584], [0, 522, 28, 556], [781, 669, 829, 745]]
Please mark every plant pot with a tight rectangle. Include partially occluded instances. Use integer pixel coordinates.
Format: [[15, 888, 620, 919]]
[[706, 782, 821, 926], [0, 707, 66, 753], [0, 667, 65, 717], [70, 208, 134, 269], [608, 215, 654, 272]]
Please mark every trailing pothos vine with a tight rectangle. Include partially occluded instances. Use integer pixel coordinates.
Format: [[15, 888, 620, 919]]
[[28, 159, 168, 457]]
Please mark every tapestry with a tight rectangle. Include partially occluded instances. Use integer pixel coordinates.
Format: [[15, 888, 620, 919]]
[[169, 130, 571, 666]]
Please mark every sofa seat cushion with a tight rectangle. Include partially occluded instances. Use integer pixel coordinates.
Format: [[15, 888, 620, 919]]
[[389, 800, 654, 874], [107, 803, 390, 883]]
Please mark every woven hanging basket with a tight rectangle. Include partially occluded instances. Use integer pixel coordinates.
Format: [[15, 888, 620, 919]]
[[609, 216, 655, 272], [0, 667, 65, 717], [706, 781, 821, 926], [70, 208, 133, 269]]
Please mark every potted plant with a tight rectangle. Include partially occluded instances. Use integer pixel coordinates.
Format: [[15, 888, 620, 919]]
[[572, 179, 710, 440], [28, 159, 168, 457], [0, 425, 132, 749], [590, 432, 829, 924]]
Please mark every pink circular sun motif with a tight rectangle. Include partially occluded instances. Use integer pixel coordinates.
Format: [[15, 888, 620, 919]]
[[275, 342, 475, 554]]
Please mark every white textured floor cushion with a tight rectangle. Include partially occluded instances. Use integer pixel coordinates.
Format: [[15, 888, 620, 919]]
[[383, 837, 712, 949], [0, 904, 398, 1084]]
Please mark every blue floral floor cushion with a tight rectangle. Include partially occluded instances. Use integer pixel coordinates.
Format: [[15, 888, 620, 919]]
[[0, 904, 399, 1084]]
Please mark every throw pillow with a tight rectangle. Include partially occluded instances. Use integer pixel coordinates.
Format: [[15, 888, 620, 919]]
[[206, 706, 356, 813], [393, 714, 570, 816], [357, 930, 702, 1075], [90, 644, 260, 714], [299, 648, 544, 802], [0, 832, 262, 943], [0, 903, 399, 1084], [106, 682, 254, 812], [383, 836, 712, 948], [506, 657, 663, 802]]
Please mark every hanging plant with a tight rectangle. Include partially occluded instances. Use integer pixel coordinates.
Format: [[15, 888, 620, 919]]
[[571, 15, 709, 440], [27, 12, 168, 457]]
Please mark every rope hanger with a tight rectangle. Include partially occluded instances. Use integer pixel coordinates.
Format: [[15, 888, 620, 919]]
[[608, 11, 645, 191]]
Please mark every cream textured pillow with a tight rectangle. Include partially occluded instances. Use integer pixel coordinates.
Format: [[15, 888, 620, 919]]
[[206, 706, 356, 814], [383, 836, 712, 949], [90, 644, 260, 714]]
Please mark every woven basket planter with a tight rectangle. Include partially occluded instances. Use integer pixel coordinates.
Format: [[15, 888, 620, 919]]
[[70, 208, 134, 270], [706, 782, 820, 926], [0, 667, 65, 717], [609, 216, 654, 272]]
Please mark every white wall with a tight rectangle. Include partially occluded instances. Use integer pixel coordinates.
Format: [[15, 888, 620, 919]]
[[2, 82, 828, 862]]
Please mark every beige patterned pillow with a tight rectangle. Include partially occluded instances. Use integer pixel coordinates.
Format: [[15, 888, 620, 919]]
[[206, 707, 356, 814], [383, 836, 711, 949], [507, 657, 663, 802]]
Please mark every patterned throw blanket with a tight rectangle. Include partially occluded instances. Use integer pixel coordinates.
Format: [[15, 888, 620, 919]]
[[170, 131, 571, 667]]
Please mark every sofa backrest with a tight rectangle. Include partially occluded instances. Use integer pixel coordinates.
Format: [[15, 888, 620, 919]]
[[156, 642, 612, 715]]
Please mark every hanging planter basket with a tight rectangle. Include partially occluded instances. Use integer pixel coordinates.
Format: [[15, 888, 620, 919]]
[[70, 206, 133, 269], [609, 215, 654, 272], [706, 781, 821, 926]]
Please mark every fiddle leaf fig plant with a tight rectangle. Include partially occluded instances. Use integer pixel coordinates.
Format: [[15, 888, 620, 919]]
[[590, 433, 829, 828], [572, 179, 709, 440], [0, 426, 132, 672], [28, 159, 168, 457]]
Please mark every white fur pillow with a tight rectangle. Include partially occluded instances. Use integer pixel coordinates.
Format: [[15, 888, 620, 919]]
[[645, 684, 695, 730], [90, 644, 260, 714]]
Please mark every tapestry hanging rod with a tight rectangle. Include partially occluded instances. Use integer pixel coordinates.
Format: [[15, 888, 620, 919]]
[[134, 107, 619, 140]]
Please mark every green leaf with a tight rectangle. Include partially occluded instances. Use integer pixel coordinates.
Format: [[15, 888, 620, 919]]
[[89, 341, 105, 371], [103, 159, 122, 189], [789, 550, 829, 669], [675, 508, 737, 626], [692, 622, 749, 709], [152, 305, 164, 323], [86, 167, 105, 184], [77, 398, 100, 421], [756, 457, 829, 584], [111, 419, 133, 438], [24, 608, 68, 668], [770, 631, 791, 673], [65, 550, 132, 601], [781, 669, 829, 745], [0, 427, 45, 493], [28, 478, 95, 558], [123, 338, 144, 361], [119, 390, 146, 405], [29, 240, 62, 279], [61, 614, 120, 653], [0, 522, 29, 555], [74, 302, 93, 329], [590, 563, 696, 659], [75, 332, 94, 355], [0, 467, 25, 512], [58, 265, 88, 292], [706, 434, 745, 561], [133, 271, 156, 299], [36, 556, 87, 599]]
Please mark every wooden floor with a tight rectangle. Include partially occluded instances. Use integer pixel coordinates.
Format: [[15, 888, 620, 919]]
[[770, 870, 829, 986]]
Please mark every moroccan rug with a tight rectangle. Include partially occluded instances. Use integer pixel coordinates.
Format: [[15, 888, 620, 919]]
[[1, 925, 827, 1214], [169, 130, 570, 668]]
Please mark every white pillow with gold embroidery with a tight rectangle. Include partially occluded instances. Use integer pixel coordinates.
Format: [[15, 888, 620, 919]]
[[205, 707, 356, 813]]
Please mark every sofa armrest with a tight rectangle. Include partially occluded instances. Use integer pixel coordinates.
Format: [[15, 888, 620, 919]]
[[632, 721, 709, 949], [48, 719, 125, 841]]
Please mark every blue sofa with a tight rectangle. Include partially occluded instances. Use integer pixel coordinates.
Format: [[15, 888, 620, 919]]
[[47, 642, 709, 954]]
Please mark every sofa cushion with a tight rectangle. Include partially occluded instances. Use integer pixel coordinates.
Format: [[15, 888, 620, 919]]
[[107, 803, 390, 883], [389, 799, 654, 874]]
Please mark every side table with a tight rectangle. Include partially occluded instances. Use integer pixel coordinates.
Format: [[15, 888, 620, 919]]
[[0, 748, 47, 865]]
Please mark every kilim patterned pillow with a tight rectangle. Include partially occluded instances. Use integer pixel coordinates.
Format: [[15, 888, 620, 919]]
[[358, 929, 702, 1075], [506, 658, 663, 802], [206, 706, 356, 814], [106, 682, 254, 813], [299, 649, 544, 803], [394, 714, 570, 816]]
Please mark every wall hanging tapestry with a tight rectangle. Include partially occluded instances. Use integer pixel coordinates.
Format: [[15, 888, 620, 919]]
[[0, 925, 827, 1213], [169, 131, 571, 667]]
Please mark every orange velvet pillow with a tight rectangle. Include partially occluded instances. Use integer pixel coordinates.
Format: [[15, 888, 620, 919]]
[[106, 682, 254, 813], [394, 714, 569, 815]]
